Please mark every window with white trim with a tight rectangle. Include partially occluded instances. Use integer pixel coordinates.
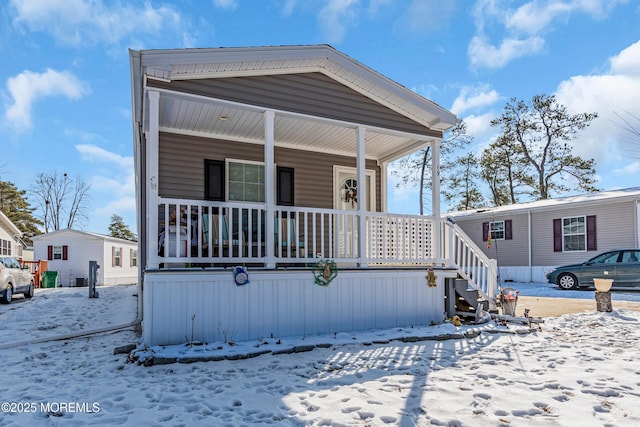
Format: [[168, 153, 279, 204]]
[[113, 247, 122, 267], [53, 246, 63, 260], [130, 248, 137, 267], [490, 221, 505, 240], [563, 216, 586, 252], [0, 239, 10, 255], [227, 159, 265, 203]]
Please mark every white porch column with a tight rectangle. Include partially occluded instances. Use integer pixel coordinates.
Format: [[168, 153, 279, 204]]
[[357, 127, 367, 267], [147, 90, 160, 269], [264, 110, 276, 268], [431, 139, 442, 264], [380, 161, 388, 213]]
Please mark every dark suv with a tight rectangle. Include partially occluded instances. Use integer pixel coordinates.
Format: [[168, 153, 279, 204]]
[[0, 256, 35, 304]]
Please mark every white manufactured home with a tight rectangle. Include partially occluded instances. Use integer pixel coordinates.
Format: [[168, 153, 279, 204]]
[[32, 229, 138, 287], [0, 210, 24, 259], [130, 45, 497, 347], [447, 187, 640, 283]]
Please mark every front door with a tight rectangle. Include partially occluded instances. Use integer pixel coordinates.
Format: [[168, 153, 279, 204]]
[[333, 166, 375, 258]]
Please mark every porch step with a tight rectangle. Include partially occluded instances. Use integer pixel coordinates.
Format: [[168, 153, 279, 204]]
[[454, 279, 488, 316]]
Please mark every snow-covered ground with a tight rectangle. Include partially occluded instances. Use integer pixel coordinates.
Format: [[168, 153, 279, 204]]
[[1, 282, 639, 426]]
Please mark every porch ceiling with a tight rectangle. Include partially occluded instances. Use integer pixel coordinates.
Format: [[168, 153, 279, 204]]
[[157, 90, 427, 162]]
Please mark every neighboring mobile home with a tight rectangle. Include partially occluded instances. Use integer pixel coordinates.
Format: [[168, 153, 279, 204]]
[[130, 45, 496, 347], [0, 210, 24, 259], [32, 229, 138, 287], [447, 187, 640, 283]]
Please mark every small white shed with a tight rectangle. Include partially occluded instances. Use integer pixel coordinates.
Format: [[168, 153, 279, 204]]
[[32, 229, 138, 287]]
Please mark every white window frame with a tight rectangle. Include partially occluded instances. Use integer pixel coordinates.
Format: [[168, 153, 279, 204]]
[[131, 248, 138, 267], [562, 215, 586, 252], [114, 247, 122, 267], [225, 159, 265, 203], [53, 245, 63, 260], [0, 239, 10, 255], [490, 221, 505, 240]]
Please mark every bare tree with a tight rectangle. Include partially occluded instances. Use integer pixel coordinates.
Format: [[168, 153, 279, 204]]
[[614, 111, 640, 158], [32, 171, 91, 232], [392, 122, 473, 214]]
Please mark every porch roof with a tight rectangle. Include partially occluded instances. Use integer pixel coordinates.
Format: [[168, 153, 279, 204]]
[[131, 45, 459, 163]]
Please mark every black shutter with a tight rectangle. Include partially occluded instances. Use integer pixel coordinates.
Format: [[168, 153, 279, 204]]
[[482, 222, 489, 241], [62, 245, 68, 260], [586, 215, 597, 251], [277, 167, 294, 206], [505, 219, 512, 240], [204, 159, 224, 201], [553, 219, 562, 252], [47, 245, 53, 260]]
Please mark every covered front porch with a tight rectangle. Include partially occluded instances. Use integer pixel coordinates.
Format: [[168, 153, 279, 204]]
[[131, 46, 497, 346]]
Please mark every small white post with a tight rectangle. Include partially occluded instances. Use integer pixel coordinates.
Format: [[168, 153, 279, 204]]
[[431, 139, 442, 264], [357, 127, 367, 267]]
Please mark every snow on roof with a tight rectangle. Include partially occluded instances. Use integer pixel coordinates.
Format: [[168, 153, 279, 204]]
[[31, 228, 137, 244], [447, 187, 640, 219], [0, 210, 21, 236]]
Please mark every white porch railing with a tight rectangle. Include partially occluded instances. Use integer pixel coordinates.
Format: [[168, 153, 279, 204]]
[[149, 198, 497, 300], [441, 220, 498, 301]]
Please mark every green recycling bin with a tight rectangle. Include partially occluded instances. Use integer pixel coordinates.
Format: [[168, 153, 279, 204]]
[[42, 271, 58, 288]]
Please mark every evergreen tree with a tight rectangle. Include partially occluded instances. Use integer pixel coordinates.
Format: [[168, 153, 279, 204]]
[[0, 180, 42, 242], [443, 153, 484, 211], [490, 94, 598, 199], [480, 135, 532, 206], [108, 214, 137, 241]]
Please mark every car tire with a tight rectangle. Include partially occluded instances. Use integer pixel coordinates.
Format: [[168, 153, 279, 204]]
[[1, 286, 12, 304], [24, 282, 34, 299], [557, 273, 579, 290]]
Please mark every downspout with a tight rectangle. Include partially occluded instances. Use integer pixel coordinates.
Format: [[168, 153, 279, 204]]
[[129, 49, 144, 328], [528, 209, 532, 282]]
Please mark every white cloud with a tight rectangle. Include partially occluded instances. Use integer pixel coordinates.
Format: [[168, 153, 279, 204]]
[[76, 144, 133, 170], [554, 39, 640, 170], [10, 0, 182, 46], [282, 0, 298, 17], [75, 144, 136, 227], [469, 0, 627, 70], [318, 0, 358, 44], [610, 39, 640, 77], [506, 0, 627, 35], [395, 0, 457, 35], [468, 34, 545, 69], [4, 68, 90, 130], [450, 84, 501, 115], [212, 0, 238, 10], [460, 112, 497, 142]]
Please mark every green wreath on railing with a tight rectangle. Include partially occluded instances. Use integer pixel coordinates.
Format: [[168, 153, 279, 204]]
[[312, 259, 338, 287]]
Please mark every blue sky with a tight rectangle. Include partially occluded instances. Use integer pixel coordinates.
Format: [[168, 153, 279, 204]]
[[2, 0, 640, 235]]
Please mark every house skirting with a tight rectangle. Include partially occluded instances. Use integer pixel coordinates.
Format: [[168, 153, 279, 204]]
[[497, 266, 555, 284], [142, 268, 458, 346]]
